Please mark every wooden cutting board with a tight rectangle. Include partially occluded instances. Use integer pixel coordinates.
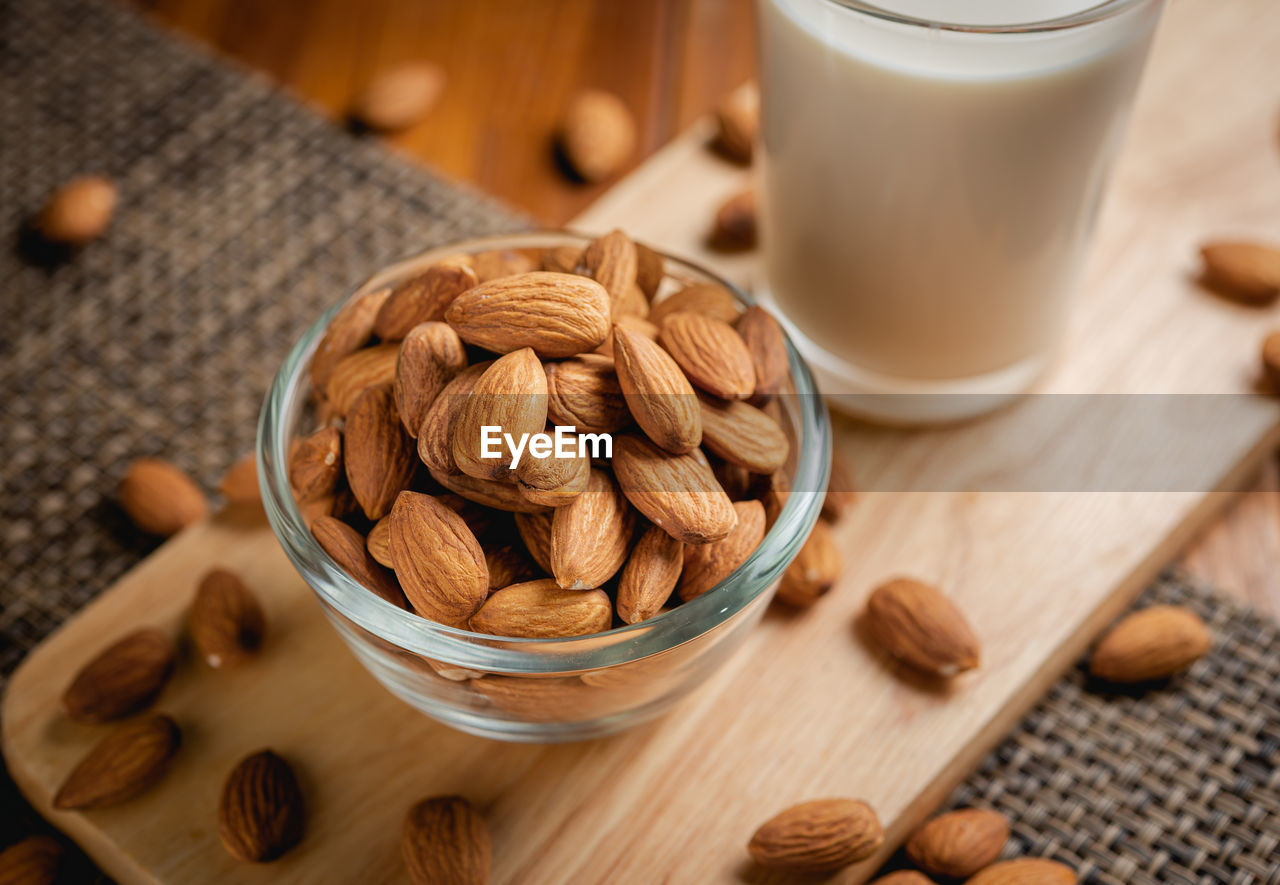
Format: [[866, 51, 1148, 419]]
[[5, 0, 1280, 881]]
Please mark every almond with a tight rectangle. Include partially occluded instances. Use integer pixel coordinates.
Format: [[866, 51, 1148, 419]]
[[38, 175, 117, 244], [118, 457, 209, 536], [736, 306, 790, 399], [515, 429, 591, 506], [344, 384, 416, 520], [558, 89, 636, 183], [445, 272, 611, 358], [612, 434, 736, 544], [650, 282, 740, 327], [62, 627, 175, 723], [485, 543, 539, 589], [660, 311, 756, 400], [218, 750, 305, 863], [612, 324, 702, 453], [54, 714, 180, 810], [430, 467, 553, 514], [713, 84, 758, 164], [452, 348, 548, 480], [472, 248, 537, 282], [219, 453, 260, 506], [310, 515, 408, 608], [550, 469, 633, 589], [326, 342, 400, 417], [469, 579, 612, 638], [402, 795, 491, 885], [580, 228, 638, 308], [395, 321, 468, 437], [288, 426, 343, 501], [545, 353, 632, 434], [389, 491, 489, 625], [965, 858, 1076, 884], [1262, 330, 1280, 391], [309, 288, 390, 391], [616, 524, 684, 623], [418, 361, 491, 474], [189, 568, 266, 668], [870, 874, 936, 885], [375, 263, 478, 341], [514, 510, 555, 573], [541, 244, 584, 274], [864, 578, 980, 677], [367, 516, 393, 567], [634, 242, 665, 300], [1199, 240, 1280, 304], [698, 392, 789, 474], [1089, 605, 1211, 683], [595, 314, 659, 359], [776, 519, 841, 607], [615, 281, 651, 319], [352, 61, 444, 132], [906, 809, 1010, 879], [748, 798, 884, 872], [679, 500, 765, 601], [0, 834, 63, 884], [822, 450, 858, 521], [709, 188, 757, 251]]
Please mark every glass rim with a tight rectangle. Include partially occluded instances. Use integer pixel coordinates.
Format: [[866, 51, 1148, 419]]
[[257, 231, 832, 674], [820, 0, 1155, 34]]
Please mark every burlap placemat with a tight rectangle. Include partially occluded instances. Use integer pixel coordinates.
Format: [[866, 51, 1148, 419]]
[[1, 0, 1277, 881]]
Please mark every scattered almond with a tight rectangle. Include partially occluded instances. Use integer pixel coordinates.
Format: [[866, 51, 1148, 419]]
[[558, 89, 636, 183], [1199, 240, 1280, 304], [617, 524, 684, 623], [0, 834, 63, 885], [402, 795, 491, 885], [189, 568, 266, 668], [352, 61, 445, 132], [776, 518, 841, 607], [38, 175, 117, 244], [311, 515, 408, 608], [1089, 604, 1211, 683], [389, 491, 489, 625], [62, 627, 175, 723], [550, 468, 633, 589], [659, 311, 756, 400], [965, 858, 1076, 884], [288, 426, 343, 501], [709, 188, 757, 251], [713, 83, 759, 164], [736, 305, 790, 399], [54, 714, 180, 810], [612, 323, 702, 453], [864, 578, 980, 677], [218, 750, 305, 863], [344, 384, 416, 520], [748, 798, 884, 872], [906, 809, 1010, 879], [471, 579, 612, 638], [118, 457, 209, 536], [446, 272, 611, 358], [219, 453, 260, 506]]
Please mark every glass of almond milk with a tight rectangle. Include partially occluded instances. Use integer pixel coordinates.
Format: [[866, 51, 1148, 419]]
[[756, 0, 1163, 423]]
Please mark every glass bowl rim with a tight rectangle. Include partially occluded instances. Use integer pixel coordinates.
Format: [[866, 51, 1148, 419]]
[[257, 230, 831, 674]]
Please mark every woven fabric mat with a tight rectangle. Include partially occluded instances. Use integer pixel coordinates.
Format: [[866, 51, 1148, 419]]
[[1, 0, 1278, 882]]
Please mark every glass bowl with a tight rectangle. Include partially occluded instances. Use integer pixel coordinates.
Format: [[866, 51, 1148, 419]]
[[257, 232, 831, 742]]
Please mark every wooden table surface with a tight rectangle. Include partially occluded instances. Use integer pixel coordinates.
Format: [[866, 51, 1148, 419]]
[[127, 0, 1280, 618]]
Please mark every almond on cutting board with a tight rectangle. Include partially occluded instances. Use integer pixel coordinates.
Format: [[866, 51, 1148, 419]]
[[748, 798, 884, 873], [351, 61, 445, 132], [219, 453, 259, 506], [402, 795, 491, 885], [965, 858, 1076, 884], [218, 750, 305, 863], [1088, 604, 1211, 683], [713, 83, 759, 164], [118, 457, 209, 536], [469, 579, 612, 638], [1199, 240, 1280, 304], [38, 175, 117, 244], [558, 89, 637, 183], [62, 627, 176, 723], [863, 578, 980, 677], [709, 188, 758, 251], [906, 808, 1010, 879], [54, 715, 181, 810], [189, 568, 266, 669]]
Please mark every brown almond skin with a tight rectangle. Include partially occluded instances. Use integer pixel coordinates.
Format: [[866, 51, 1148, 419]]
[[395, 321, 468, 437], [452, 348, 548, 480], [289, 426, 343, 501], [472, 248, 537, 282], [344, 384, 416, 520], [612, 324, 702, 454], [906, 809, 1010, 879], [309, 288, 389, 392], [864, 578, 980, 677], [966, 858, 1076, 885], [649, 282, 740, 327], [484, 543, 540, 589], [218, 750, 305, 863], [541, 244, 584, 274], [698, 392, 789, 474], [514, 510, 555, 574], [737, 305, 790, 399], [550, 468, 633, 589], [0, 834, 63, 885], [612, 434, 736, 545], [367, 516, 393, 568], [310, 516, 408, 608], [617, 524, 684, 624], [39, 175, 117, 244], [634, 242, 665, 300], [1089, 605, 1211, 683], [679, 500, 765, 601], [62, 627, 176, 723], [219, 453, 260, 506], [402, 795, 491, 885], [1261, 330, 1280, 391], [748, 798, 884, 873], [709, 188, 758, 251], [558, 89, 636, 183], [445, 271, 612, 358], [118, 458, 209, 536], [389, 491, 489, 625], [545, 353, 632, 435], [713, 84, 758, 164], [54, 715, 180, 810], [326, 342, 400, 417], [189, 568, 266, 669], [376, 263, 478, 341], [430, 467, 553, 514], [580, 228, 638, 308], [470, 579, 612, 638], [1199, 240, 1280, 304], [660, 311, 756, 400], [870, 873, 937, 885], [776, 519, 842, 607], [515, 430, 591, 507], [352, 61, 444, 132], [418, 361, 491, 474], [596, 314, 660, 359]]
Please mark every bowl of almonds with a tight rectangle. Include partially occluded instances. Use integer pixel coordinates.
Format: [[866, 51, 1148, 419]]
[[258, 231, 830, 740]]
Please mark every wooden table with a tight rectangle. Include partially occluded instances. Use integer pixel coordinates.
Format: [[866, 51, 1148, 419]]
[[127, 0, 1280, 618]]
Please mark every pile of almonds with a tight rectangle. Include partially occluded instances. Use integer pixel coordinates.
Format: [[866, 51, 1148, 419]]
[[294, 229, 808, 639]]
